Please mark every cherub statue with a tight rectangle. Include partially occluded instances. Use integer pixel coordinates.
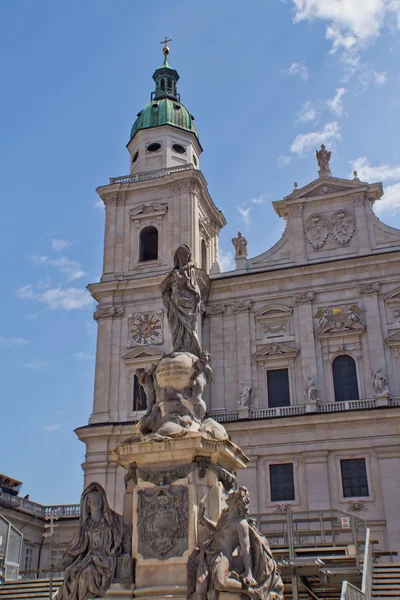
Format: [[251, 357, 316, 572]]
[[316, 144, 331, 171], [188, 487, 284, 600]]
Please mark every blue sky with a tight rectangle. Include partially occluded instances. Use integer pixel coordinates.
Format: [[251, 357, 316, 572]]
[[1, 0, 400, 505]]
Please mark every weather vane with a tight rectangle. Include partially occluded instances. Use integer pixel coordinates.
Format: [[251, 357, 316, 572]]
[[160, 36, 172, 56]]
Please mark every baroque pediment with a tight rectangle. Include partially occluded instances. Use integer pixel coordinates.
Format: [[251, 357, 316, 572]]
[[384, 286, 400, 304], [122, 346, 163, 365], [385, 330, 400, 346], [284, 177, 366, 201], [129, 203, 167, 217], [253, 343, 298, 360], [255, 304, 292, 319]]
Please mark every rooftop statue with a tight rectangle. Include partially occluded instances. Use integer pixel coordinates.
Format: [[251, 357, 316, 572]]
[[56, 483, 132, 600], [160, 244, 202, 358], [232, 232, 248, 258], [188, 486, 284, 600], [316, 144, 331, 172]]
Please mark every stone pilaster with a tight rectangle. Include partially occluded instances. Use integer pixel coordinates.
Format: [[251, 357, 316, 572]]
[[294, 292, 318, 401], [304, 451, 331, 510]]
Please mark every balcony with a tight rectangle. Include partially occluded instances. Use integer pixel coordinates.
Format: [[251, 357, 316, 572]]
[[211, 396, 400, 423], [0, 491, 80, 519], [109, 164, 196, 185]]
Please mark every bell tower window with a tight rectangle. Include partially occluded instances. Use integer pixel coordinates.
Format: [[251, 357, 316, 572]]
[[139, 226, 158, 262]]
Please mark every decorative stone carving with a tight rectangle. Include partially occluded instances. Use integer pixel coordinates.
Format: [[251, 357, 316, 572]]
[[294, 291, 315, 303], [331, 209, 356, 244], [107, 191, 127, 206], [359, 282, 380, 295], [56, 483, 132, 600], [316, 144, 331, 171], [238, 382, 252, 407], [137, 464, 193, 487], [372, 369, 390, 396], [188, 487, 284, 600], [348, 500, 367, 512], [127, 311, 163, 347], [353, 194, 366, 207], [205, 303, 225, 316], [304, 376, 317, 404], [264, 344, 283, 355], [232, 232, 248, 258], [129, 202, 167, 217], [94, 305, 124, 321], [137, 486, 188, 560], [314, 305, 364, 334], [255, 304, 292, 339], [274, 504, 292, 513], [305, 213, 330, 249], [172, 180, 200, 194], [288, 204, 304, 217], [232, 300, 252, 313]]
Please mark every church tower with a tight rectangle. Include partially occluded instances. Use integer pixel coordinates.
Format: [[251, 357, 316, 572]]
[[76, 43, 226, 511]]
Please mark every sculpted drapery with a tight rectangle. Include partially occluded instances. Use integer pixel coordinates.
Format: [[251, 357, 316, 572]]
[[160, 244, 202, 357], [57, 483, 130, 600]]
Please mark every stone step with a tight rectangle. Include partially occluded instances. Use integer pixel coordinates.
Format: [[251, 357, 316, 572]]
[[374, 580, 400, 585]]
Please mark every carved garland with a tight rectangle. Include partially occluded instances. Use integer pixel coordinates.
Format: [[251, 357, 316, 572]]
[[94, 305, 125, 321]]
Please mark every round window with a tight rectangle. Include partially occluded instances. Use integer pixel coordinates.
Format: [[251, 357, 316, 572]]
[[172, 143, 186, 154], [147, 142, 161, 152], [132, 151, 139, 164]]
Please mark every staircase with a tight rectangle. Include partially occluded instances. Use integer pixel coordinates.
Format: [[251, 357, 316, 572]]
[[372, 563, 400, 599], [0, 578, 63, 599]]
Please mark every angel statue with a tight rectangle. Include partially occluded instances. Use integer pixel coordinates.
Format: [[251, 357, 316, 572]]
[[160, 244, 202, 358], [188, 486, 284, 600], [56, 483, 131, 600], [316, 144, 331, 171]]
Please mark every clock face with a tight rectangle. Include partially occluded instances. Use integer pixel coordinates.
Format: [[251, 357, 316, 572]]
[[129, 312, 163, 346]]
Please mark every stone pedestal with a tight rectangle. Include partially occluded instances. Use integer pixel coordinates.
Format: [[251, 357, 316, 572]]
[[111, 433, 248, 600], [105, 583, 134, 599]]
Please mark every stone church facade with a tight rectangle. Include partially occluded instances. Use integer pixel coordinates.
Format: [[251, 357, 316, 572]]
[[76, 51, 400, 557]]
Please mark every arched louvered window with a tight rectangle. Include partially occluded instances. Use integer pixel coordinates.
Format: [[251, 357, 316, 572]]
[[333, 355, 359, 402], [201, 240, 207, 271], [133, 375, 147, 412], [139, 226, 158, 262]]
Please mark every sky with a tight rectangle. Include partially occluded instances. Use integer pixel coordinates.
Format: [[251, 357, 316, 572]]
[[1, 0, 400, 505]]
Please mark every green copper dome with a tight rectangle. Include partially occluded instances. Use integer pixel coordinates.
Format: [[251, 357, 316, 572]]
[[129, 50, 200, 144], [130, 98, 199, 142]]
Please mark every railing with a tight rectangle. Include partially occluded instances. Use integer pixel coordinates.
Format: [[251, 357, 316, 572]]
[[340, 528, 373, 600], [109, 164, 196, 185], [0, 491, 80, 519], [211, 396, 395, 423], [252, 509, 367, 565]]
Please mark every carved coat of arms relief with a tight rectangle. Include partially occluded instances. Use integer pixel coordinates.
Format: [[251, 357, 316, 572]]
[[305, 213, 330, 249], [331, 209, 356, 245]]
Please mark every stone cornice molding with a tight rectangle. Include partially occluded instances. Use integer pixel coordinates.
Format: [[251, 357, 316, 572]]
[[253, 343, 299, 361], [105, 191, 127, 206], [122, 346, 163, 366], [129, 203, 168, 220], [93, 305, 124, 321]]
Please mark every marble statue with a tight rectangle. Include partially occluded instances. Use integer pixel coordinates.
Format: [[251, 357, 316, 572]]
[[304, 376, 317, 404], [56, 483, 131, 600], [232, 232, 248, 258], [316, 144, 331, 171], [160, 244, 202, 358], [238, 381, 252, 407], [372, 369, 389, 396], [188, 486, 284, 600]]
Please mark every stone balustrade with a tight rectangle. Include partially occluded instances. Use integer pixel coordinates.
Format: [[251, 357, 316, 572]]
[[109, 164, 195, 185], [211, 396, 396, 423], [0, 491, 80, 518]]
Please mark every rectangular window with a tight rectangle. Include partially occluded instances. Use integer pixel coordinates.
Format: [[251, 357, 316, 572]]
[[340, 458, 369, 497], [269, 463, 295, 502], [267, 369, 290, 408], [24, 547, 33, 571], [133, 375, 147, 412]]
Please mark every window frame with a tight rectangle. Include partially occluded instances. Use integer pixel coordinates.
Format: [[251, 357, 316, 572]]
[[333, 452, 375, 504], [264, 457, 301, 508], [139, 225, 159, 263], [340, 457, 369, 498], [266, 368, 291, 408], [332, 354, 360, 403], [269, 463, 295, 502]]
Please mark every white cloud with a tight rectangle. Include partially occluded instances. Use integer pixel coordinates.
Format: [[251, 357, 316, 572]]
[[218, 248, 234, 272], [22, 359, 48, 370], [29, 256, 86, 281], [296, 101, 320, 124], [285, 61, 309, 81], [44, 424, 60, 432], [72, 352, 93, 360], [52, 238, 73, 252], [251, 194, 268, 205], [17, 284, 92, 311], [350, 157, 400, 181], [277, 156, 292, 167], [0, 336, 30, 346], [237, 206, 253, 228], [23, 313, 39, 320], [326, 88, 347, 116], [375, 182, 400, 215], [94, 199, 104, 210], [290, 121, 341, 155]]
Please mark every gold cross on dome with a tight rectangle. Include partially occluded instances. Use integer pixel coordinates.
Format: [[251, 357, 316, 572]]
[[160, 36, 172, 49]]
